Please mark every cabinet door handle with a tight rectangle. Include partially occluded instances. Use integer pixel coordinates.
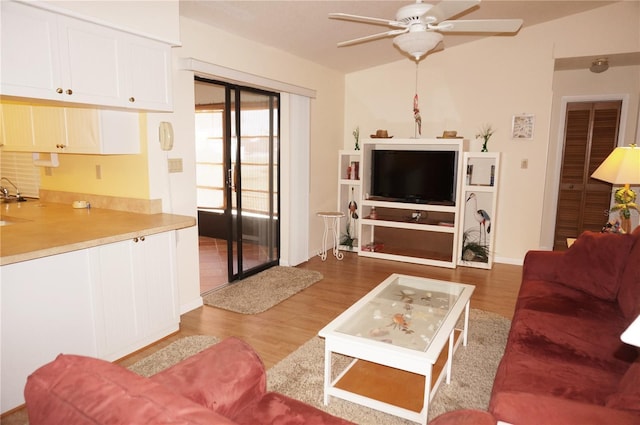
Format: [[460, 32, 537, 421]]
[[128, 97, 135, 103], [140, 236, 145, 242], [56, 88, 63, 94], [65, 89, 73, 95], [133, 236, 146, 243], [56, 144, 66, 149]]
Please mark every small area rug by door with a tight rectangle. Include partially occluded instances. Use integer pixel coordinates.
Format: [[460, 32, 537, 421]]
[[126, 308, 510, 424], [202, 266, 323, 314]]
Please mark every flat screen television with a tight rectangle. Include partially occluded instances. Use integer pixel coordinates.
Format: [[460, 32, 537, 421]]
[[371, 150, 457, 205]]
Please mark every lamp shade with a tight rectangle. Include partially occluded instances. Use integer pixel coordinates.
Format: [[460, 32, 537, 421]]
[[621, 314, 640, 348], [393, 31, 443, 60], [591, 145, 640, 184]]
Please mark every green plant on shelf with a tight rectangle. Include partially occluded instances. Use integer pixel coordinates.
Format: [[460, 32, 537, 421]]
[[340, 222, 356, 248], [461, 229, 489, 263]]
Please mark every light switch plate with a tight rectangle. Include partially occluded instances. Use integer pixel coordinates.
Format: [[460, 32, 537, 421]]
[[168, 158, 183, 173]]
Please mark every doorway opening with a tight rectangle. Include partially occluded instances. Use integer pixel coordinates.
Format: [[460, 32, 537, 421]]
[[553, 100, 622, 250], [195, 77, 280, 294]]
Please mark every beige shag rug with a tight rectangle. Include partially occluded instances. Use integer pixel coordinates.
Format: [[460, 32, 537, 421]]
[[202, 266, 323, 314], [128, 335, 220, 377], [125, 309, 510, 424], [267, 308, 510, 423]]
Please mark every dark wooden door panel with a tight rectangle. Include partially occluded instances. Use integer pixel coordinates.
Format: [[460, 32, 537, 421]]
[[553, 101, 621, 250]]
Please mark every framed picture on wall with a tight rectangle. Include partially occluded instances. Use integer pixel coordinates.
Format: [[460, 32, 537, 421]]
[[511, 114, 535, 140]]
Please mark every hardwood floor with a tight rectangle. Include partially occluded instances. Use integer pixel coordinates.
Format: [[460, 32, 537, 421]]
[[117, 253, 522, 370], [199, 236, 228, 293], [1, 252, 521, 422]]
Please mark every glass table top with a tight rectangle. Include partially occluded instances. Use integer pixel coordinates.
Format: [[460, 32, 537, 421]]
[[335, 275, 466, 351]]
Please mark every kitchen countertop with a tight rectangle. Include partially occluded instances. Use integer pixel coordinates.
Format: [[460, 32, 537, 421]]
[[0, 200, 196, 266]]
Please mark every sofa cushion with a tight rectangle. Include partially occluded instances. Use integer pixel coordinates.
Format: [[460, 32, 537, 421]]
[[490, 392, 640, 425], [428, 409, 496, 425], [492, 280, 636, 407], [25, 354, 237, 425], [617, 226, 640, 321], [231, 392, 354, 425], [606, 358, 640, 414], [151, 337, 266, 419], [513, 279, 636, 372], [556, 231, 635, 301]]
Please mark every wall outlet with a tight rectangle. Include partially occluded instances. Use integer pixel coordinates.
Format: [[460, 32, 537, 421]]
[[521, 159, 528, 169], [95, 164, 102, 179], [168, 158, 183, 173]]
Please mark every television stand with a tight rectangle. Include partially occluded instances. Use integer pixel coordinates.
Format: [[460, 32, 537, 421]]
[[358, 139, 467, 268]]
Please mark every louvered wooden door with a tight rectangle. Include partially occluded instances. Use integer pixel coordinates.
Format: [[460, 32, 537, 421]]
[[553, 101, 621, 250]]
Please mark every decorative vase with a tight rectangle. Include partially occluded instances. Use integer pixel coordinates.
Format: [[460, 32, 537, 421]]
[[481, 138, 489, 152]]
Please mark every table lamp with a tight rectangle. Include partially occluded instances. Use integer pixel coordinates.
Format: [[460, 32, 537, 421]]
[[591, 144, 640, 234], [621, 314, 640, 348]]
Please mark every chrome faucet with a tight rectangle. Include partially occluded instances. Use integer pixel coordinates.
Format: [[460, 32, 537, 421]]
[[0, 177, 25, 201]]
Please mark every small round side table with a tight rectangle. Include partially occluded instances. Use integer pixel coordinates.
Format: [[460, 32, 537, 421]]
[[316, 211, 345, 261]]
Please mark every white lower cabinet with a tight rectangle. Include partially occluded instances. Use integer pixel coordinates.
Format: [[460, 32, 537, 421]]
[[0, 230, 179, 413], [88, 231, 179, 361], [1, 249, 97, 413]]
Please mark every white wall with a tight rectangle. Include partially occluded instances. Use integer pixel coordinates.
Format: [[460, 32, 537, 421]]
[[149, 17, 345, 311], [343, 1, 640, 264], [541, 67, 640, 249]]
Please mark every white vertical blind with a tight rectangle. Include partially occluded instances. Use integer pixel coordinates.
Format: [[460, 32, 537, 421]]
[[0, 151, 41, 198]]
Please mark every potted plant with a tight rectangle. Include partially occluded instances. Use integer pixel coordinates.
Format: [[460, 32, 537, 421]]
[[340, 222, 356, 250], [461, 229, 489, 262]]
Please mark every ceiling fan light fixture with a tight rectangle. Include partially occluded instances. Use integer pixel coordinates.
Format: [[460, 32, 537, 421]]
[[393, 31, 443, 60], [590, 58, 609, 73]]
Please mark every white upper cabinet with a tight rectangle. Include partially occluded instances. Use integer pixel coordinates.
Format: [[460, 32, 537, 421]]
[[124, 38, 173, 111], [59, 17, 125, 106], [1, 3, 62, 99], [1, 1, 173, 111]]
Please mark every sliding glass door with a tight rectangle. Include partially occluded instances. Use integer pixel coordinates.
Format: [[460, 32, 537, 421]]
[[195, 77, 279, 286], [229, 88, 279, 279]]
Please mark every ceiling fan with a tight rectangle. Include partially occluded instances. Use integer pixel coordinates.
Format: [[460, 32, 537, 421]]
[[329, 0, 523, 60]]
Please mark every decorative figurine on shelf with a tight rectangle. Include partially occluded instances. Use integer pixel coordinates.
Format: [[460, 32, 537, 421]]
[[348, 187, 358, 219], [466, 193, 491, 245], [476, 124, 494, 152], [352, 126, 360, 150]]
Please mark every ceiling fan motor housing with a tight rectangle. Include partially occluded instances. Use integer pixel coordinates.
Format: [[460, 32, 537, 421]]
[[396, 2, 437, 25]]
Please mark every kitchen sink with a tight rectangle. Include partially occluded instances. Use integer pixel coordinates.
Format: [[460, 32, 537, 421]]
[[0, 196, 27, 204]]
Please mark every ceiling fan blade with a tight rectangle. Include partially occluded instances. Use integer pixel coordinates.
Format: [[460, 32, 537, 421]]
[[436, 19, 523, 33], [426, 0, 480, 22], [329, 12, 406, 29], [337, 28, 409, 47]]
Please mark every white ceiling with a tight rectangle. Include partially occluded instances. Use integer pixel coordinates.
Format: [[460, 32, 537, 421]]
[[179, 0, 620, 73]]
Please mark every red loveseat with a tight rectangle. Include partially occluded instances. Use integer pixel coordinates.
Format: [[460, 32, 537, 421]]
[[24, 336, 353, 425], [430, 227, 640, 425]]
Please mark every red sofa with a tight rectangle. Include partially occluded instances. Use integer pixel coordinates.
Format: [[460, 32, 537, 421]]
[[430, 227, 640, 425], [24, 336, 353, 425]]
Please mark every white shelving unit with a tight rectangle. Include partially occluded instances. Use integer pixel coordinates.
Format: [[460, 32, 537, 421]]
[[457, 152, 500, 269], [357, 139, 467, 268], [337, 150, 362, 252]]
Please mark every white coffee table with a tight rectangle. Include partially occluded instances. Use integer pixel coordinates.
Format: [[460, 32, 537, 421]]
[[318, 273, 475, 425]]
